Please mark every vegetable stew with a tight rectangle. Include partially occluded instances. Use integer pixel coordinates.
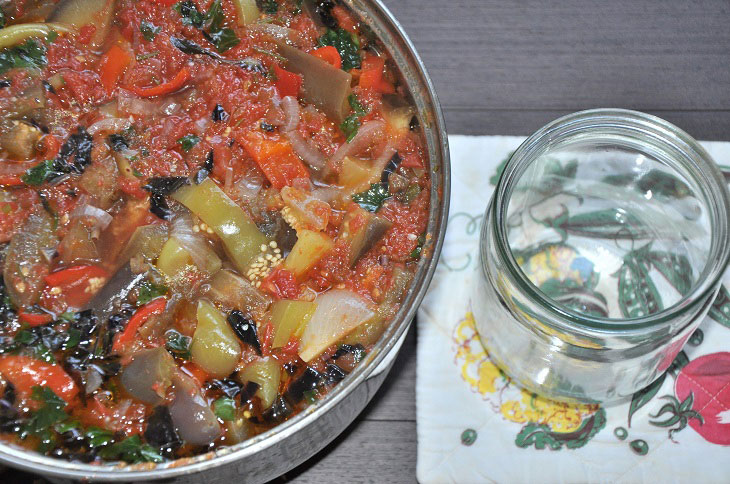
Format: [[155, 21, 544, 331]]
[[0, 0, 429, 465]]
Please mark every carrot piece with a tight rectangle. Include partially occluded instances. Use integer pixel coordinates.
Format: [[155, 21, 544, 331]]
[[241, 131, 310, 189], [127, 66, 191, 97], [359, 55, 395, 94], [273, 64, 302, 98], [332, 6, 358, 33], [112, 297, 167, 353], [311, 46, 342, 69], [0, 355, 79, 404], [99, 44, 132, 95]]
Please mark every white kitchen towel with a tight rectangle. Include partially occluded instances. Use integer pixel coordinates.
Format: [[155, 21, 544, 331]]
[[416, 135, 730, 483]]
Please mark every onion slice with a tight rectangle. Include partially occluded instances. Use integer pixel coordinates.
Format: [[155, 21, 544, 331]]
[[298, 289, 375, 362], [327, 120, 387, 176], [87, 117, 132, 136]]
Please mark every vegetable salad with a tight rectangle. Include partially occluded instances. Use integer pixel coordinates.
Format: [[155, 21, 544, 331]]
[[0, 0, 429, 464]]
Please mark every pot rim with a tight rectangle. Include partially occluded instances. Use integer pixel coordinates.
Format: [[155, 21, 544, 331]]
[[0, 0, 451, 480]]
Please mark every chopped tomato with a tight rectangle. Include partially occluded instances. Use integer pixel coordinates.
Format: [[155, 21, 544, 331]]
[[41, 134, 61, 159], [112, 297, 167, 353], [262, 267, 300, 300], [99, 44, 132, 95], [240, 131, 310, 189], [78, 25, 97, 45], [311, 46, 342, 69], [77, 395, 147, 436], [0, 175, 23, 186], [332, 6, 358, 33], [359, 55, 395, 94], [42, 265, 109, 310], [118, 176, 148, 199], [0, 355, 79, 405], [180, 361, 209, 386], [273, 65, 302, 98]]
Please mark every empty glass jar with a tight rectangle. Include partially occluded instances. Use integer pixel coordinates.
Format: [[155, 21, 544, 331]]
[[472, 109, 730, 403]]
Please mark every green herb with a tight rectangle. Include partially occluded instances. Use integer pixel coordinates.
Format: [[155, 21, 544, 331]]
[[410, 233, 426, 259], [318, 28, 361, 71], [137, 280, 168, 305], [174, 1, 205, 27], [46, 30, 58, 44], [32, 344, 56, 363], [136, 51, 159, 61], [22, 159, 66, 186], [140, 20, 161, 41], [174, 0, 240, 53], [340, 94, 368, 142], [22, 386, 68, 451], [85, 427, 115, 448], [54, 419, 80, 435], [0, 39, 47, 75], [303, 389, 318, 404], [132, 168, 144, 178], [177, 134, 200, 152], [98, 435, 163, 464], [292, 0, 304, 15], [165, 329, 191, 360], [260, 0, 279, 14], [352, 183, 390, 212], [59, 312, 75, 322], [213, 397, 236, 421], [64, 327, 81, 350]]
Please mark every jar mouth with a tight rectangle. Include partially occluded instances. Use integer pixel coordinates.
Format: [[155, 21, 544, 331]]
[[492, 109, 730, 332]]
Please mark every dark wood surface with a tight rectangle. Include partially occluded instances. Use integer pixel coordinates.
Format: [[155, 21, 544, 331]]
[[4, 1, 730, 483]]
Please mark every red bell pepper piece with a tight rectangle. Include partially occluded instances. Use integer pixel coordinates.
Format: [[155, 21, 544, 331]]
[[0, 355, 79, 404], [44, 265, 108, 309], [311, 46, 342, 69], [18, 309, 54, 326], [99, 44, 132, 95], [273, 64, 302, 98], [0, 175, 23, 186], [127, 66, 191, 97], [240, 131, 310, 189], [112, 297, 167, 353]]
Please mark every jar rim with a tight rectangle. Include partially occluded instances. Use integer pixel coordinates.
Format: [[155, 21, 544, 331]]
[[491, 108, 730, 333]]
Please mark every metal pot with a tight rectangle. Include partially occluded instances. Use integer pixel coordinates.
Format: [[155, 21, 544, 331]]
[[0, 1, 450, 482]]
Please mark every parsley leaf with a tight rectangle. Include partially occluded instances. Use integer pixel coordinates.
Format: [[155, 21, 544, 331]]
[[177, 134, 200, 151], [22, 386, 68, 451], [174, 1, 205, 27], [137, 281, 168, 306], [98, 435, 163, 464], [165, 329, 191, 360], [140, 21, 161, 41], [213, 397, 236, 421], [0, 39, 47, 75], [352, 183, 390, 212], [340, 94, 367, 142], [410, 233, 426, 259], [318, 28, 361, 71], [174, 0, 240, 53], [85, 427, 115, 448]]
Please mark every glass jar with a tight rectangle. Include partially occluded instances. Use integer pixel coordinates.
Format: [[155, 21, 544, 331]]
[[472, 109, 730, 403]]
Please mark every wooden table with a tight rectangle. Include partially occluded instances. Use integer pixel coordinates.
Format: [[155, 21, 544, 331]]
[[5, 1, 729, 483]]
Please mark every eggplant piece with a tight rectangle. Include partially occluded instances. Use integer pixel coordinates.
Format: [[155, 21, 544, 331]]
[[323, 363, 346, 385], [0, 120, 42, 160], [227, 310, 261, 355], [120, 347, 176, 405], [84, 263, 144, 322], [339, 207, 392, 267], [3, 210, 57, 308], [284, 367, 321, 404], [169, 372, 222, 446], [49, 0, 115, 48], [209, 378, 243, 399], [145, 406, 182, 455], [262, 395, 292, 424], [278, 44, 352, 124], [205, 269, 272, 317]]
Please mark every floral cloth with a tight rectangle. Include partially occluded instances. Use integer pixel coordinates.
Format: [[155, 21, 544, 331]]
[[416, 135, 730, 483]]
